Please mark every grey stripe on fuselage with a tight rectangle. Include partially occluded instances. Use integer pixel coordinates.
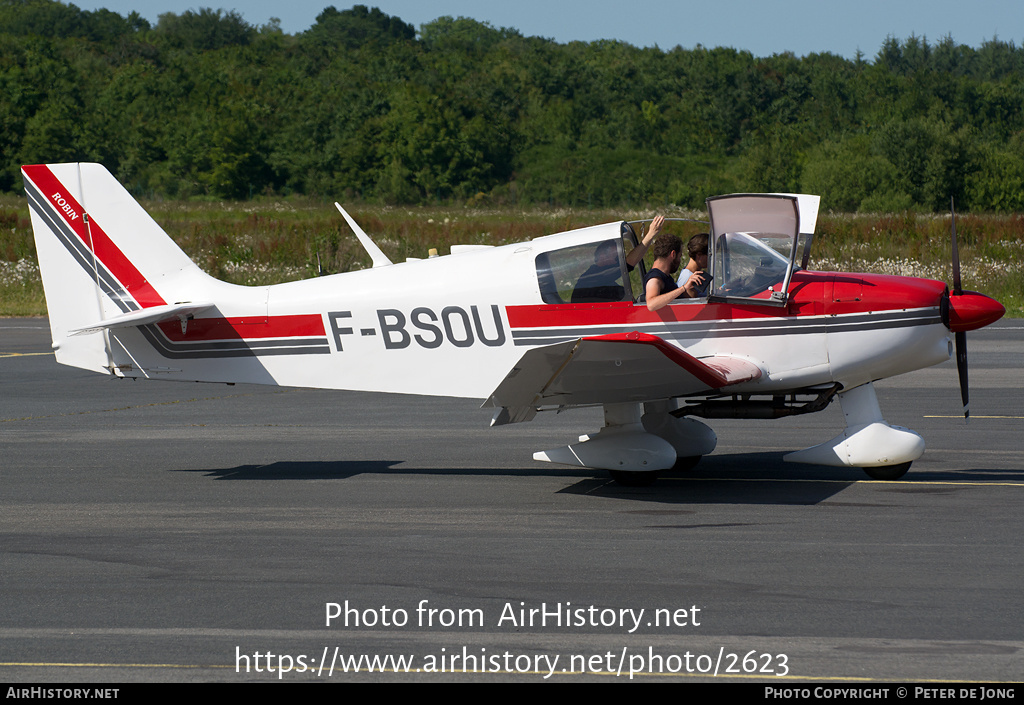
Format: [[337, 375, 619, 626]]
[[510, 308, 941, 346], [138, 324, 331, 359]]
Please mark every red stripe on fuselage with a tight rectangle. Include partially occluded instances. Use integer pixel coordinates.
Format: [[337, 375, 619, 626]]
[[23, 164, 167, 308], [506, 272, 946, 328], [505, 300, 794, 329], [156, 314, 326, 342]]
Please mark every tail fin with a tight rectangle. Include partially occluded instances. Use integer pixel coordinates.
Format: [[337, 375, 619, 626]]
[[22, 163, 209, 373]]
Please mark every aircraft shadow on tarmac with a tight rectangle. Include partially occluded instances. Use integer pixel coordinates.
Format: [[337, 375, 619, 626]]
[[173, 460, 404, 480], [176, 452, 1021, 504]]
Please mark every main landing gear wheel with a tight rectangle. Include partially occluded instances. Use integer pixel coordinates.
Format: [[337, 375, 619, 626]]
[[609, 470, 659, 487], [673, 456, 702, 472], [862, 462, 912, 481]]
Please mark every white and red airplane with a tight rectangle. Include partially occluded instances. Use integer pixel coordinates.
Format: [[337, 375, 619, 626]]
[[23, 163, 1005, 484]]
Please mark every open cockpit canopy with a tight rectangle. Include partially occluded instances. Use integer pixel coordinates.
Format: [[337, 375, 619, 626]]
[[707, 193, 820, 306]]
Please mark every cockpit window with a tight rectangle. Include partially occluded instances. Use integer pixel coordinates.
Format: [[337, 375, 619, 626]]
[[535, 240, 631, 304], [713, 232, 794, 299], [706, 194, 801, 305]]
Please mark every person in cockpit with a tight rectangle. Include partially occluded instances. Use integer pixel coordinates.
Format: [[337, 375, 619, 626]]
[[643, 217, 706, 311], [570, 221, 656, 303], [676, 232, 709, 297]]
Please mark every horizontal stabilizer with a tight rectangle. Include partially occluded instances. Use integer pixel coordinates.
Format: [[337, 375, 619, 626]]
[[485, 331, 762, 425], [70, 302, 214, 336]]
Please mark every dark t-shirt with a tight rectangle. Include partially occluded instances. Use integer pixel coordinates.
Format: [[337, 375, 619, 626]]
[[642, 268, 677, 301]]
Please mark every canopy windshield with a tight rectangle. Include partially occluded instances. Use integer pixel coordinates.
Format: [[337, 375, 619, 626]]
[[706, 194, 801, 306]]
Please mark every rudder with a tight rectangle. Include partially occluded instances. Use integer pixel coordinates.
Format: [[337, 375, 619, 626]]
[[22, 163, 208, 373]]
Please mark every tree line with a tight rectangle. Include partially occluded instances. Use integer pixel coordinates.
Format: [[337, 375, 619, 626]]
[[2, 0, 1023, 211]]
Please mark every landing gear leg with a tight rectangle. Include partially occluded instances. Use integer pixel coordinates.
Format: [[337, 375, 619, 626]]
[[642, 400, 716, 473], [533, 403, 676, 483], [784, 382, 923, 478]]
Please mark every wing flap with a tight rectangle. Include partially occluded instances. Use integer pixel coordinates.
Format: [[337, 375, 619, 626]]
[[485, 331, 762, 425]]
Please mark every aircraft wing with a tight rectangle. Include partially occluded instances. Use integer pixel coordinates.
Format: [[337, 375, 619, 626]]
[[485, 331, 762, 425]]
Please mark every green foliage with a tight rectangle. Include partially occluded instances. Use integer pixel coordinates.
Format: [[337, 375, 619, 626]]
[[0, 0, 147, 41], [304, 4, 414, 50], [419, 15, 518, 52], [802, 136, 892, 212], [152, 8, 254, 51], [966, 136, 1024, 212], [2, 2, 1024, 213]]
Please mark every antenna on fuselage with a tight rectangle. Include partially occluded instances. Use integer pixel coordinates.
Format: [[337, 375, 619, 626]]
[[334, 202, 393, 268]]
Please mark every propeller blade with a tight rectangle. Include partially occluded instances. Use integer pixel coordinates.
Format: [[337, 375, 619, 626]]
[[955, 330, 969, 422], [951, 197, 962, 295], [950, 199, 969, 422]]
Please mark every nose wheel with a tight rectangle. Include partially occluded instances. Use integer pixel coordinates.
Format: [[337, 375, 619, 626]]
[[862, 461, 912, 481], [785, 383, 925, 473]]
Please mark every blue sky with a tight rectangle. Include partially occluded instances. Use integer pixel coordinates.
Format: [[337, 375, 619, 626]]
[[74, 1, 1021, 59]]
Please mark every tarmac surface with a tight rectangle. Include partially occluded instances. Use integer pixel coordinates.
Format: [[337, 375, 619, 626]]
[[2, 318, 1022, 682]]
